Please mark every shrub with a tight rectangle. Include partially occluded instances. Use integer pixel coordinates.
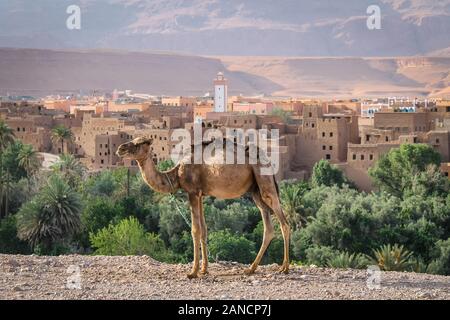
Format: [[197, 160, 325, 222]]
[[0, 216, 30, 254], [368, 244, 413, 272], [250, 220, 285, 264], [311, 159, 348, 188], [205, 202, 258, 234], [90, 217, 167, 261], [158, 198, 190, 246], [369, 144, 443, 198], [304, 245, 337, 266], [326, 251, 368, 269], [208, 230, 255, 264], [427, 238, 450, 275]]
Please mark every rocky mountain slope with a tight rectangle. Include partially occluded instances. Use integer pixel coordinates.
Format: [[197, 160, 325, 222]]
[[1, 48, 449, 97], [0, 254, 449, 300], [0, 0, 449, 56]]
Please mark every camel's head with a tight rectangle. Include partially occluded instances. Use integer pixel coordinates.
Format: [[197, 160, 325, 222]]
[[116, 137, 153, 161]]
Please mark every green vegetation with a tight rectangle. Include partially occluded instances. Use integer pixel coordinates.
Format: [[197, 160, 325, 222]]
[[270, 108, 293, 124], [311, 159, 350, 188], [16, 175, 82, 253], [51, 125, 73, 154], [368, 244, 413, 271], [0, 120, 450, 276], [369, 144, 444, 198], [90, 217, 167, 260]]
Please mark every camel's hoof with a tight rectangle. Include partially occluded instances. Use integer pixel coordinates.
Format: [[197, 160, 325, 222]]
[[187, 272, 199, 279], [200, 269, 209, 275], [244, 268, 256, 276], [278, 266, 290, 274]]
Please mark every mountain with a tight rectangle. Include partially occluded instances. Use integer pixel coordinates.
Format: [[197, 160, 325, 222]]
[[0, 0, 449, 56], [0, 48, 281, 96], [0, 48, 449, 98], [221, 56, 450, 97]]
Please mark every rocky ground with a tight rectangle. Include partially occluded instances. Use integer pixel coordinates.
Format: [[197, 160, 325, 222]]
[[0, 254, 449, 300]]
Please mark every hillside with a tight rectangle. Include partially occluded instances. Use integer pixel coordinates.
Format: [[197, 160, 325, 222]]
[[0, 48, 280, 97], [1, 48, 449, 97], [220, 56, 450, 97], [1, 0, 449, 56], [1, 254, 449, 300]]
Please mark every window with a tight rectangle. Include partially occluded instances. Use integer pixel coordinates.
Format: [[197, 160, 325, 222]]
[[17, 127, 20, 132], [322, 145, 326, 150], [352, 154, 356, 160], [370, 154, 373, 160], [329, 146, 333, 150], [322, 132, 325, 137], [326, 154, 331, 160], [22, 128, 25, 132], [385, 136, 389, 142], [309, 112, 312, 117], [101, 160, 104, 164], [446, 107, 450, 112], [436, 138, 440, 144], [329, 132, 333, 137], [100, 144, 102, 148], [105, 144, 108, 148], [311, 123, 315, 128], [361, 155, 365, 160]]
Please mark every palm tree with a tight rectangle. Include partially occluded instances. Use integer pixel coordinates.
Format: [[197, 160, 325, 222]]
[[18, 144, 40, 179], [280, 181, 308, 229], [51, 154, 86, 187], [51, 125, 73, 154], [16, 174, 82, 251], [0, 120, 15, 152], [0, 120, 15, 218]]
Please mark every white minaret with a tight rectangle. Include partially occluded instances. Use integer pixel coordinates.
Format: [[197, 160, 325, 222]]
[[214, 72, 228, 112]]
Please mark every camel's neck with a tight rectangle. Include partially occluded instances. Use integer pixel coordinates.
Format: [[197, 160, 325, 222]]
[[136, 155, 179, 194]]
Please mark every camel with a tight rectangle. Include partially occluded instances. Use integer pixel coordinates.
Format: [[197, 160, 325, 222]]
[[116, 136, 290, 279]]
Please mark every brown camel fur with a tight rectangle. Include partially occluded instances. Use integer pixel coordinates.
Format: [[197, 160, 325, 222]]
[[116, 137, 290, 279]]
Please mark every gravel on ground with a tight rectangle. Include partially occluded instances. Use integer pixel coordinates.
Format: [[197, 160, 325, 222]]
[[0, 254, 449, 300]]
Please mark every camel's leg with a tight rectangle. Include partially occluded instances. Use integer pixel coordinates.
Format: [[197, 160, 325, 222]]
[[254, 172, 291, 274], [245, 188, 275, 275], [187, 193, 202, 279], [199, 198, 209, 275]]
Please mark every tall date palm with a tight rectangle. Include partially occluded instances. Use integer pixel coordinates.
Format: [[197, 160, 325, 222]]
[[0, 120, 15, 218], [16, 174, 82, 251], [18, 144, 40, 179], [51, 125, 73, 155]]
